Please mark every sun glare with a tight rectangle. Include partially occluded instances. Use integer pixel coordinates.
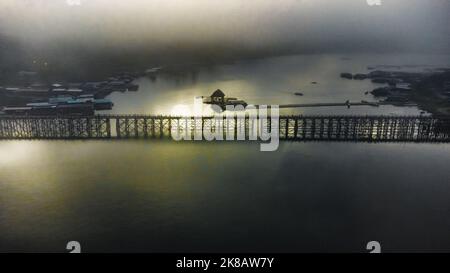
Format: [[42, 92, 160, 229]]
[[171, 104, 192, 117]]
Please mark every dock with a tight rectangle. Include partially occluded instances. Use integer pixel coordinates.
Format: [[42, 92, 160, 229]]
[[272, 101, 416, 109]]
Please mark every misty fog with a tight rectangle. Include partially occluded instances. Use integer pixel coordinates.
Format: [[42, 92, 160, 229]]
[[0, 0, 449, 78]]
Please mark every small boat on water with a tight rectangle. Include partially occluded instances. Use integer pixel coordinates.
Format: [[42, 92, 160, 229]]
[[294, 92, 304, 96], [361, 100, 380, 107]]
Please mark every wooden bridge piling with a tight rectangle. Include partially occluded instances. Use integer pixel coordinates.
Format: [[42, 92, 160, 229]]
[[0, 115, 449, 142]]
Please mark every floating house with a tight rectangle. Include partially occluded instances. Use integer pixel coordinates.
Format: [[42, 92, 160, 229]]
[[203, 89, 248, 110], [211, 89, 225, 103]]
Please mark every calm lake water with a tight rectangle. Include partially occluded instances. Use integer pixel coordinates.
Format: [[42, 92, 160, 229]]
[[1, 54, 450, 252], [109, 53, 449, 115]]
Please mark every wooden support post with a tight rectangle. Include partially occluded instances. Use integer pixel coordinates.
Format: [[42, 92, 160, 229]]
[[134, 118, 139, 138], [168, 117, 171, 138], [116, 118, 121, 138], [87, 118, 92, 138], [159, 117, 163, 138], [294, 118, 298, 140], [368, 118, 374, 141], [143, 118, 148, 138], [234, 116, 238, 140], [284, 118, 289, 139], [106, 118, 111, 138]]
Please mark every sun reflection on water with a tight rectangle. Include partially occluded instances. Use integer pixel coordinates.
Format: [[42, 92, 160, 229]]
[[0, 141, 45, 165]]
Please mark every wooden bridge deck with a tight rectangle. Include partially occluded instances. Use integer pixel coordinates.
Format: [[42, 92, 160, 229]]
[[0, 115, 449, 142]]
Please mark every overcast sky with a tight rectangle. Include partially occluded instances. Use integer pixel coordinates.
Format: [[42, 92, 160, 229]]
[[0, 0, 449, 56]]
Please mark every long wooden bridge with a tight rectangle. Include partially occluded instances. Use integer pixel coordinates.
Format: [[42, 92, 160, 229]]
[[0, 115, 449, 142]]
